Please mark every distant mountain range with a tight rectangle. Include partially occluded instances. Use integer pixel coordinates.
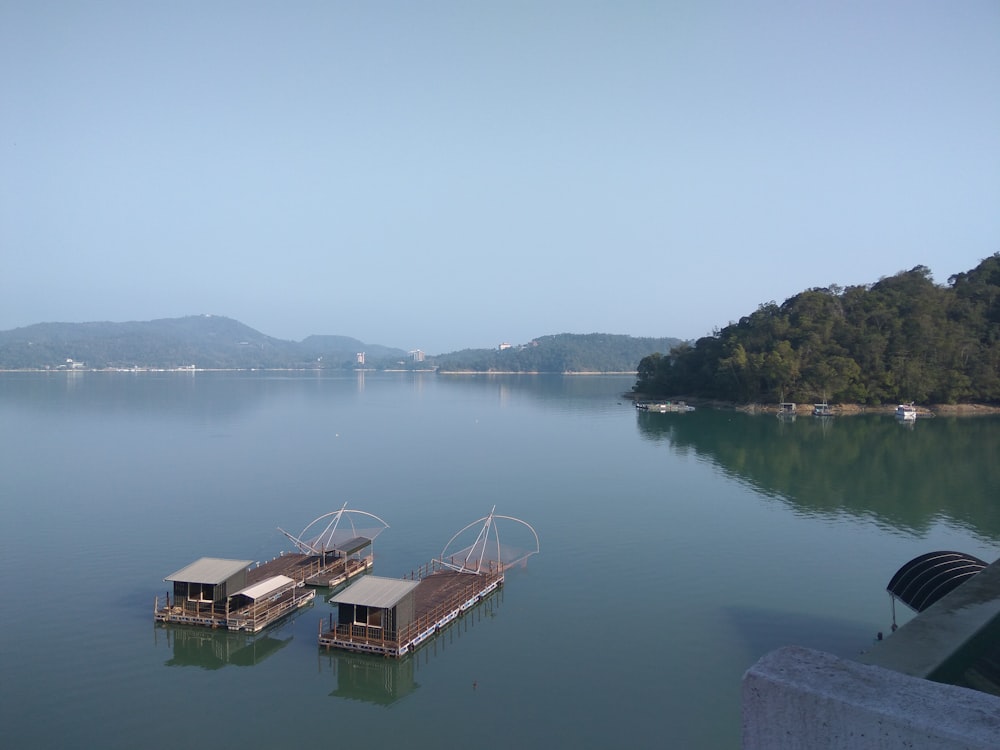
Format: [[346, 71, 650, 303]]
[[0, 315, 681, 373], [0, 316, 405, 370]]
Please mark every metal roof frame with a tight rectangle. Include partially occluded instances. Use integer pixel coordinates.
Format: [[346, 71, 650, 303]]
[[278, 503, 388, 555], [887, 550, 988, 613], [439, 506, 540, 575]]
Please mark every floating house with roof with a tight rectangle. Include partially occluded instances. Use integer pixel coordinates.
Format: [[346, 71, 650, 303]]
[[319, 507, 538, 657], [155, 505, 389, 632], [165, 557, 251, 611], [155, 557, 315, 632]]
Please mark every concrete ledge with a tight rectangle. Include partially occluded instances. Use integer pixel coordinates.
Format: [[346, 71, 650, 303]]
[[861, 559, 1000, 678], [742, 646, 1000, 749]]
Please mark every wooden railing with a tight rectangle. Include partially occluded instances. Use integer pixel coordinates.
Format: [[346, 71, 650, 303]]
[[395, 568, 502, 647], [154, 594, 230, 625], [156, 587, 314, 630], [230, 588, 312, 630], [318, 563, 503, 653]]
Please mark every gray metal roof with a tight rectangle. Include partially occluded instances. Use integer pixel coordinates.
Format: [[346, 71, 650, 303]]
[[333, 536, 371, 556], [330, 575, 420, 609], [164, 557, 252, 584], [232, 575, 295, 601]]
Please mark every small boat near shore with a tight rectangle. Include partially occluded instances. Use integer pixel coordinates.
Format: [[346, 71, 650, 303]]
[[813, 403, 834, 417], [777, 402, 797, 420], [895, 403, 918, 421], [636, 401, 695, 412]]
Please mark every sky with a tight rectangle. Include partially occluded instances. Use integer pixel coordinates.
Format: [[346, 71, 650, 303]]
[[2, 1, 998, 354]]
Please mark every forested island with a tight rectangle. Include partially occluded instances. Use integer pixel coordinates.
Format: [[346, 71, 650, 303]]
[[634, 254, 1000, 406]]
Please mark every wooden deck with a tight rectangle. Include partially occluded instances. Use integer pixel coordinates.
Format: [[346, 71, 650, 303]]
[[154, 551, 369, 633], [247, 552, 372, 588], [154, 586, 315, 632], [318, 561, 504, 657]]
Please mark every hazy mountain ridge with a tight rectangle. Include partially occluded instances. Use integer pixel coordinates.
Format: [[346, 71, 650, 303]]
[[0, 315, 406, 370], [430, 333, 683, 373], [0, 316, 675, 372], [297, 334, 403, 360]]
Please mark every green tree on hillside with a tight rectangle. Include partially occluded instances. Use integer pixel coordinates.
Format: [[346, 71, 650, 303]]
[[635, 254, 1000, 404]]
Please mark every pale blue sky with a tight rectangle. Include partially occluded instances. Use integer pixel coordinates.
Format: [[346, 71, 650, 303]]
[[2, 1, 998, 353]]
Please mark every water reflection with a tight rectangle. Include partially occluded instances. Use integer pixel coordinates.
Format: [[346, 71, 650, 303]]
[[725, 605, 881, 661], [635, 410, 1000, 540], [319, 588, 503, 705], [321, 652, 419, 705], [0, 371, 284, 420], [435, 373, 635, 411], [155, 626, 292, 670], [0, 371, 635, 420]]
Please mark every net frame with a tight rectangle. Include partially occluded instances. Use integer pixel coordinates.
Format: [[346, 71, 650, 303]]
[[278, 503, 389, 555], [438, 506, 540, 575]]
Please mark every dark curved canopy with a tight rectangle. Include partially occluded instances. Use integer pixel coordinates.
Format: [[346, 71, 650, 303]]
[[887, 551, 988, 613]]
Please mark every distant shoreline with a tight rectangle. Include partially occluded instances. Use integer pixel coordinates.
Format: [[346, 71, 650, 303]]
[[437, 370, 637, 375], [628, 393, 1000, 416], [0, 367, 638, 376]]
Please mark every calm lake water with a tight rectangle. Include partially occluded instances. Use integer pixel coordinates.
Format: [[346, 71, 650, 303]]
[[1, 371, 998, 749]]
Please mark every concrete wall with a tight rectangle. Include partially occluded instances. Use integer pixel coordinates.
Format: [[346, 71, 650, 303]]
[[742, 646, 1000, 749]]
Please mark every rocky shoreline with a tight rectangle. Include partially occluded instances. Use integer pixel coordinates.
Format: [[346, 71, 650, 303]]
[[628, 393, 1000, 416], [736, 402, 1000, 416]]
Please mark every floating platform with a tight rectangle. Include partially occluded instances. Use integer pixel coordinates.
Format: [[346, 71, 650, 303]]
[[154, 506, 389, 633], [154, 548, 371, 633], [318, 559, 503, 657], [155, 562, 316, 633], [246, 542, 374, 589], [275, 506, 389, 587], [318, 508, 539, 658]]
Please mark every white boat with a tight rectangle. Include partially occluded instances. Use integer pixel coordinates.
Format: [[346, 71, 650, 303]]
[[636, 401, 695, 412], [895, 403, 918, 421], [812, 403, 834, 417]]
